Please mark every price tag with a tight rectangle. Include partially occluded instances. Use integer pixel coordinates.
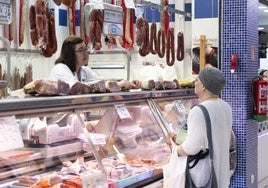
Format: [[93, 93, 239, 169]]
[[93, 0, 104, 9], [114, 104, 132, 120], [103, 9, 123, 24], [151, 0, 161, 4], [174, 100, 186, 112], [0, 116, 23, 152], [0, 0, 12, 24], [124, 0, 135, 9], [102, 3, 123, 36]]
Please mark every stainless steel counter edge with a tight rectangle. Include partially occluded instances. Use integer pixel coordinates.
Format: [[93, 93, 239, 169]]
[[0, 89, 195, 116]]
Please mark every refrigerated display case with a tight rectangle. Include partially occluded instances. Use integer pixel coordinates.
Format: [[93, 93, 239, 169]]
[[150, 92, 201, 139], [0, 89, 196, 188]]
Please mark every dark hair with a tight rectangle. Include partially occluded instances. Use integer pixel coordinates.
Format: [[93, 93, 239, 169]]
[[55, 36, 86, 72]]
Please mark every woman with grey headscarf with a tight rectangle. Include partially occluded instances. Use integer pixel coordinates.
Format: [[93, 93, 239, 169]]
[[167, 67, 232, 188]]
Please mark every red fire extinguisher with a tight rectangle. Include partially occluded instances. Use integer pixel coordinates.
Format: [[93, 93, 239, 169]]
[[253, 75, 268, 118], [230, 54, 238, 73]]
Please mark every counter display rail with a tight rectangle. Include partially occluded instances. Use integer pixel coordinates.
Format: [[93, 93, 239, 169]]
[[0, 89, 197, 188]]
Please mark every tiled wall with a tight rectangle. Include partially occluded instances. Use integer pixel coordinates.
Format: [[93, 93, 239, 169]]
[[221, 0, 259, 187]]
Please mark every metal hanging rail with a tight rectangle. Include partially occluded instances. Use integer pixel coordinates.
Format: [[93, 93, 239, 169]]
[[134, 0, 191, 18], [0, 48, 41, 54]]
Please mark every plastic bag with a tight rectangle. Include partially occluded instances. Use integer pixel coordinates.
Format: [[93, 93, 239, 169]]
[[163, 144, 187, 188]]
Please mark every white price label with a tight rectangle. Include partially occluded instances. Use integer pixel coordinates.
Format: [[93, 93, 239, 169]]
[[0, 4, 7, 17], [151, 0, 160, 3], [115, 104, 132, 119], [93, 0, 104, 9], [103, 9, 123, 23], [174, 100, 186, 112], [0, 0, 12, 24], [124, 0, 135, 9]]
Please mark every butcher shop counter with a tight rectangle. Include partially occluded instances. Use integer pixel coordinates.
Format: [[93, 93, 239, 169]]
[[0, 89, 197, 188]]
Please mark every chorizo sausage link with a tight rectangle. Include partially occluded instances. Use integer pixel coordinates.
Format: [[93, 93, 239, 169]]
[[88, 9, 103, 49], [49, 14, 57, 54], [139, 19, 150, 56], [135, 17, 145, 46], [177, 32, 184, 61], [150, 22, 158, 55], [94, 22, 102, 49], [166, 28, 175, 66], [156, 28, 165, 58], [29, 5, 36, 30]]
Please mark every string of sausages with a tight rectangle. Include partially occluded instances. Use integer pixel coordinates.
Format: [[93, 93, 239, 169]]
[[135, 16, 184, 66], [7, 0, 184, 62], [41, 7, 57, 57], [89, 9, 103, 50], [29, 0, 57, 57]]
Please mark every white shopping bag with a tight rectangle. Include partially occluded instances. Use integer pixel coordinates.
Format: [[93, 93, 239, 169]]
[[163, 144, 187, 188]]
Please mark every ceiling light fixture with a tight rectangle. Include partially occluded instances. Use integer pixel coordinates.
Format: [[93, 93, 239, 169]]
[[259, 5, 267, 9]]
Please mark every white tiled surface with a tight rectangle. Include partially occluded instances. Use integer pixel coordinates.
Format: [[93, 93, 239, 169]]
[[259, 176, 268, 188], [258, 121, 268, 184]]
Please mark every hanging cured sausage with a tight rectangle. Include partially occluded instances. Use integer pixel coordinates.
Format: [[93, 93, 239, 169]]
[[8, 0, 16, 43], [135, 17, 150, 57], [80, 0, 86, 40], [150, 22, 158, 55], [19, 0, 27, 46], [88, 9, 103, 50], [68, 6, 75, 36], [120, 0, 134, 50], [29, 5, 38, 46], [166, 28, 175, 66], [177, 32, 184, 61], [29, 0, 58, 57], [156, 28, 165, 58]]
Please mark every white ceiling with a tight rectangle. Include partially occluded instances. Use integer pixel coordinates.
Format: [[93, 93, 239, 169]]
[[259, 2, 268, 33]]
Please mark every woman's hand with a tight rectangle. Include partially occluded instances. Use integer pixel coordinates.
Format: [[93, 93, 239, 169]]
[[85, 122, 95, 132], [167, 132, 177, 145]]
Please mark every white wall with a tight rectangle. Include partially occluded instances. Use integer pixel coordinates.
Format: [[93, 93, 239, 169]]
[[258, 120, 268, 182], [260, 49, 268, 70], [191, 0, 219, 47]]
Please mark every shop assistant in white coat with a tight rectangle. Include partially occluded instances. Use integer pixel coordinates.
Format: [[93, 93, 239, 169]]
[[167, 67, 232, 188], [49, 36, 100, 87]]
